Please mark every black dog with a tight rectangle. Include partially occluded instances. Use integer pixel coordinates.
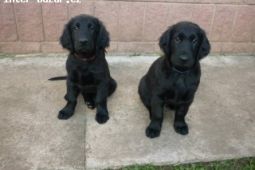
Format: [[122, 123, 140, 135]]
[[138, 22, 210, 138], [50, 15, 117, 124]]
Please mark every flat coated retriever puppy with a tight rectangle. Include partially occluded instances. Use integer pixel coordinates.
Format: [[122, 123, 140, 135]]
[[50, 15, 117, 124], [138, 22, 210, 138]]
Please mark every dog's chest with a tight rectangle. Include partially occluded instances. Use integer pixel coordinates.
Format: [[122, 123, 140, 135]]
[[71, 68, 96, 86], [164, 75, 198, 104], [80, 72, 95, 85]]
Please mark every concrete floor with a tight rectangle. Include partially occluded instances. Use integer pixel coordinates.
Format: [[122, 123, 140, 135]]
[[0, 55, 254, 170]]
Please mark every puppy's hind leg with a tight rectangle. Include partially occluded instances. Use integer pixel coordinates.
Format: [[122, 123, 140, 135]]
[[139, 91, 151, 118], [82, 92, 96, 110], [138, 77, 151, 116], [58, 81, 80, 120], [108, 78, 117, 96]]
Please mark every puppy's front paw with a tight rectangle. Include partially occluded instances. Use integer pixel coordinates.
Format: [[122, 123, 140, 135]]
[[96, 113, 109, 124], [58, 108, 74, 120], [174, 122, 189, 135], [146, 126, 161, 138], [146, 121, 161, 138]]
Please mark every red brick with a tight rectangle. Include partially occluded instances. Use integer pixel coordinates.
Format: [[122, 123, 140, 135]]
[[252, 15, 255, 42], [136, 42, 157, 53], [210, 42, 222, 54], [143, 3, 169, 41], [118, 42, 156, 53], [95, 1, 119, 41], [133, 0, 244, 4], [191, 4, 214, 34], [14, 2, 43, 42], [68, 1, 94, 18], [118, 2, 145, 41], [42, 3, 68, 41], [252, 43, 255, 55], [243, 0, 255, 4], [211, 5, 236, 42], [154, 42, 162, 54], [221, 42, 254, 54], [232, 6, 255, 42], [167, 3, 194, 26], [166, 4, 213, 34], [0, 42, 40, 54], [107, 41, 118, 53], [252, 43, 255, 54], [0, 3, 17, 41], [200, 0, 242, 3], [41, 42, 65, 53]]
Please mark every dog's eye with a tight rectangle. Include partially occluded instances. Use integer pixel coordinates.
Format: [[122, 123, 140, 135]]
[[88, 23, 94, 30], [174, 36, 181, 43], [74, 24, 80, 30]]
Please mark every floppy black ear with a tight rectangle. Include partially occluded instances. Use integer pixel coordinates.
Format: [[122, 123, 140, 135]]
[[159, 26, 173, 57], [197, 29, 211, 60], [96, 20, 110, 50], [60, 20, 74, 52]]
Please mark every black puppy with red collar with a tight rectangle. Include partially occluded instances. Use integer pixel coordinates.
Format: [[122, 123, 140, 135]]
[[138, 22, 210, 138], [50, 15, 117, 124]]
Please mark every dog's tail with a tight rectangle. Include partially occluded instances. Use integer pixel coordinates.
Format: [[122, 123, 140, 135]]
[[48, 76, 67, 81]]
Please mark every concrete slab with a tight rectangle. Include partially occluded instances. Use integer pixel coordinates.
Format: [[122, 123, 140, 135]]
[[85, 56, 255, 169], [0, 56, 86, 170], [0, 55, 254, 170]]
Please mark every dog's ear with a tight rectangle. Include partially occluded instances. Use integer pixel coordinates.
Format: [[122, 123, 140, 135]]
[[60, 20, 74, 52], [96, 20, 110, 50], [197, 29, 210, 60], [159, 26, 173, 57]]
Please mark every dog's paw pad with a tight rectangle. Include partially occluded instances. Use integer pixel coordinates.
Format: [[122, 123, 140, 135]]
[[96, 114, 109, 124], [58, 109, 73, 120], [174, 122, 189, 135], [146, 126, 160, 138], [85, 101, 95, 110]]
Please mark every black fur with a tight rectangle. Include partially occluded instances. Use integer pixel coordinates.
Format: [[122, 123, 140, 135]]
[[55, 14, 117, 124], [48, 76, 67, 81], [138, 22, 210, 138]]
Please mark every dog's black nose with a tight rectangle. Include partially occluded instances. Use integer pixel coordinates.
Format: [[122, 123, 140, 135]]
[[79, 38, 88, 45], [180, 55, 189, 62]]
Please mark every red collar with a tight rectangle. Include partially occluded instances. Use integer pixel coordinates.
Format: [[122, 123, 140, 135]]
[[74, 53, 96, 62]]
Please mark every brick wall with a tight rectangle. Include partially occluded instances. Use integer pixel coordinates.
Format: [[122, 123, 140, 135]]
[[0, 0, 254, 55]]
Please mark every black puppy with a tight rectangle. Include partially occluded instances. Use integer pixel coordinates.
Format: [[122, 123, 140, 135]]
[[138, 22, 210, 138], [50, 15, 117, 124]]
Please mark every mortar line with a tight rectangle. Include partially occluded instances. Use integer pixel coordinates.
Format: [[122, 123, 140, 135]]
[[92, 0, 255, 5], [67, 2, 70, 19], [209, 4, 216, 36], [92, 1, 95, 16], [12, 3, 19, 41], [116, 1, 120, 53], [40, 4, 44, 52], [230, 6, 238, 42], [141, 2, 147, 42]]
